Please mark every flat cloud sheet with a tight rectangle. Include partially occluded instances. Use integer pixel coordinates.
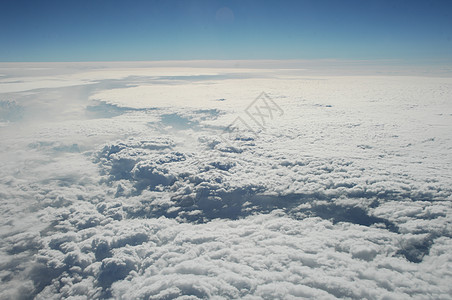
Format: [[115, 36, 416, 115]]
[[0, 62, 451, 299]]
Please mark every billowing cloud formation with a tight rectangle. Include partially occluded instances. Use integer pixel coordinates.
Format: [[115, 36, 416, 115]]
[[0, 63, 451, 299]]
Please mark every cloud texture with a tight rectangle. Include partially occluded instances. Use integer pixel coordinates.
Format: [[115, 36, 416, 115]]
[[0, 62, 451, 299]]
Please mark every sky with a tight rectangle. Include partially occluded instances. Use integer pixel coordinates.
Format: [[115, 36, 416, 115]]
[[1, 0, 452, 62], [1, 3, 452, 298]]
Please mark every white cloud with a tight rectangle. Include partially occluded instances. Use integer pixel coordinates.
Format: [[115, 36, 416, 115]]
[[1, 62, 451, 299]]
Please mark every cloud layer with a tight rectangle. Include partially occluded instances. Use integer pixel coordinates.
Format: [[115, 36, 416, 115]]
[[0, 63, 451, 299]]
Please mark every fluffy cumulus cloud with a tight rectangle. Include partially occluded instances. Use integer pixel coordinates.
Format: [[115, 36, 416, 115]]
[[0, 62, 451, 299]]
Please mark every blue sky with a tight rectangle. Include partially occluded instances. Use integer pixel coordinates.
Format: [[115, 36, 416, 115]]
[[1, 0, 451, 62]]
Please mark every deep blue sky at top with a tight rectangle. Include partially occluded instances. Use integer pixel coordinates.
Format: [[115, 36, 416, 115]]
[[0, 0, 451, 62]]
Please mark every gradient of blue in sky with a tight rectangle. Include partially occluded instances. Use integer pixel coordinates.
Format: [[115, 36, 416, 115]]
[[1, 0, 451, 62]]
